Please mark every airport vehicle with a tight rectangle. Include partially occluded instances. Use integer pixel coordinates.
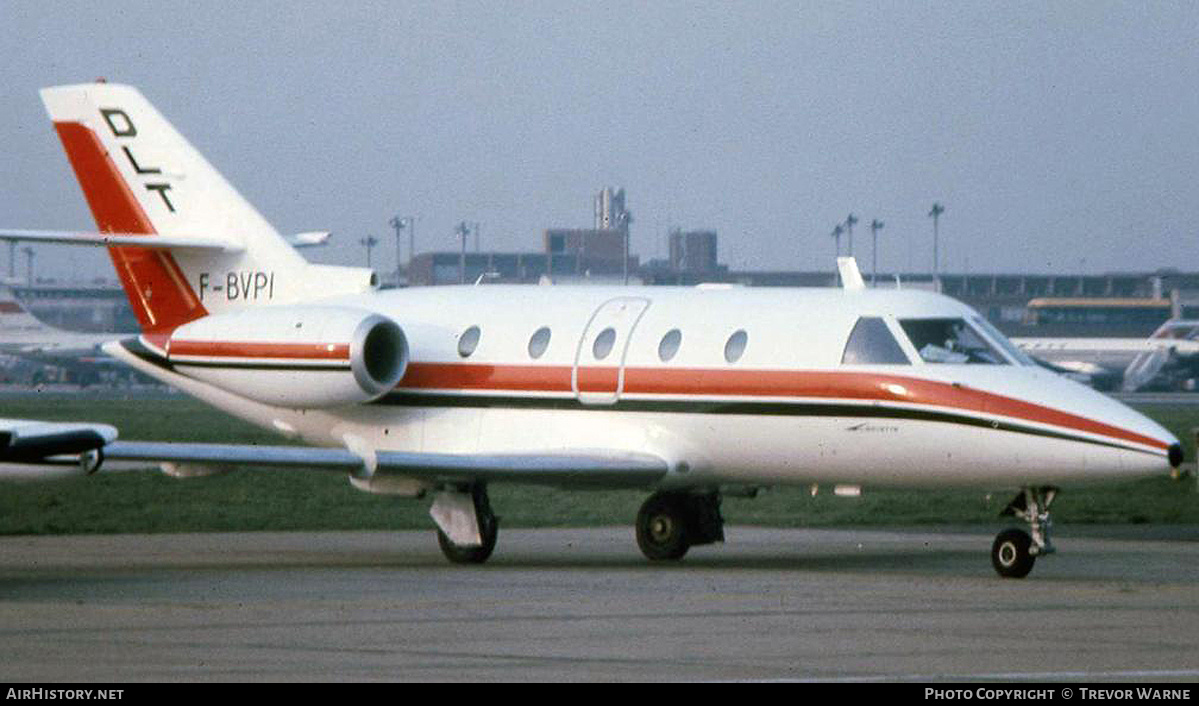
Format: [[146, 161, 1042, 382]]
[[1022, 297, 1175, 331], [1014, 319, 1199, 392], [0, 83, 1183, 577]]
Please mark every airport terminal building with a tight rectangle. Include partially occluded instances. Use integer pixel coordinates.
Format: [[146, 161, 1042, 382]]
[[15, 265, 1199, 341]]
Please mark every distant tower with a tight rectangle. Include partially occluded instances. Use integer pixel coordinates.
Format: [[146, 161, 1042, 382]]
[[595, 188, 633, 284], [594, 188, 628, 230]]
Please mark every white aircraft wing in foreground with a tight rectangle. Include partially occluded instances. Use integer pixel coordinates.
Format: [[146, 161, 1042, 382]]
[[0, 417, 666, 544]]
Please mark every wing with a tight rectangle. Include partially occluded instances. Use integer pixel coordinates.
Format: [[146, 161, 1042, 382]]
[[0, 418, 115, 465], [0, 420, 668, 489], [101, 441, 668, 488]]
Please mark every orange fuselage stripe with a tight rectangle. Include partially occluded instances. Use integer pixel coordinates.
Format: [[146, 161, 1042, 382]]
[[394, 362, 1168, 452]]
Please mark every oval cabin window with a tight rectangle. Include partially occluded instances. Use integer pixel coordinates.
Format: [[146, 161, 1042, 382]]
[[658, 329, 682, 362], [724, 329, 748, 363], [528, 326, 551, 359], [458, 325, 481, 358], [593, 327, 617, 360]]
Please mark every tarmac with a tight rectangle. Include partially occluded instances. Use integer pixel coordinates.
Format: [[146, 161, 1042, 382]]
[[1, 526, 1198, 682]]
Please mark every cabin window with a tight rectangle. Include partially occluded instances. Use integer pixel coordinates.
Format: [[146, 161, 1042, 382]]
[[658, 329, 682, 362], [457, 325, 481, 358], [528, 326, 551, 359], [898, 318, 1006, 364], [841, 317, 910, 365], [724, 329, 748, 363], [593, 327, 617, 360]]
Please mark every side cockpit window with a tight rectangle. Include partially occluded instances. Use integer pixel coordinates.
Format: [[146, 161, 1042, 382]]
[[899, 317, 1006, 364], [841, 317, 910, 365]]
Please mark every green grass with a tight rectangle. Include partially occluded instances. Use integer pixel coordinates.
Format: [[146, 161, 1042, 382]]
[[2, 391, 1198, 535]]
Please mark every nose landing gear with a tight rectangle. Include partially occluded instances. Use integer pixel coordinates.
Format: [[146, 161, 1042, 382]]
[[992, 486, 1057, 579]]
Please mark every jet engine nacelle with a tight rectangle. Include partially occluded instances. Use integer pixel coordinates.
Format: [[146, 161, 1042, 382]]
[[165, 306, 408, 408]]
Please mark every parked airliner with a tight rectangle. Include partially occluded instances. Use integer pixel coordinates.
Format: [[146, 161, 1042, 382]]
[[0, 82, 1183, 577], [0, 285, 114, 357], [1015, 321, 1199, 392]]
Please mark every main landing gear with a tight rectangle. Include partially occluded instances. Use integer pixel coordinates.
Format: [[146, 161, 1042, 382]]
[[635, 491, 725, 561], [428, 486, 727, 565], [991, 486, 1057, 579], [430, 483, 499, 564]]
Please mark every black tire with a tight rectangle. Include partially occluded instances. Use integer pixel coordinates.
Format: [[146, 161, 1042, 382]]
[[437, 510, 498, 565], [636, 493, 691, 561], [991, 528, 1035, 579]]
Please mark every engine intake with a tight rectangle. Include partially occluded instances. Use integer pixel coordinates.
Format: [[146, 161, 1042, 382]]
[[165, 306, 408, 408]]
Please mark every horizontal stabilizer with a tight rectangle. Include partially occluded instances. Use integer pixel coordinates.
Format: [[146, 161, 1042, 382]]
[[0, 229, 242, 253], [287, 231, 331, 248]]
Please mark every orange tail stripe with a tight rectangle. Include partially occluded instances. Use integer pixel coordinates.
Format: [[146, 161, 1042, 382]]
[[52, 121, 206, 333]]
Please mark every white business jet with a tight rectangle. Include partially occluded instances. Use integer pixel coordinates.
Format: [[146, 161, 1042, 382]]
[[0, 83, 1182, 577]]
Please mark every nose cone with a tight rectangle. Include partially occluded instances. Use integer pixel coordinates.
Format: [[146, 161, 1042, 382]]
[[1169, 442, 1185, 469], [1059, 374, 1181, 470], [1006, 368, 1181, 475]]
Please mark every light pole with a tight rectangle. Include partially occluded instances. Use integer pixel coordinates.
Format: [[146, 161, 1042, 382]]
[[388, 215, 408, 286], [22, 246, 34, 286], [618, 210, 633, 285], [359, 235, 378, 268], [455, 221, 470, 284], [870, 219, 884, 286], [407, 216, 416, 267], [831, 224, 843, 257], [845, 214, 858, 257], [929, 202, 944, 292]]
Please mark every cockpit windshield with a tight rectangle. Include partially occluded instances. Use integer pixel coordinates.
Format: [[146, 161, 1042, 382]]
[[971, 315, 1037, 366], [898, 317, 1009, 365]]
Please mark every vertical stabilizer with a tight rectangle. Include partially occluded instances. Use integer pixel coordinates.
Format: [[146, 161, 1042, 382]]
[[0, 287, 55, 341], [41, 82, 374, 335]]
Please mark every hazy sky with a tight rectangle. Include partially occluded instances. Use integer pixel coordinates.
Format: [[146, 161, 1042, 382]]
[[2, 1, 1197, 282]]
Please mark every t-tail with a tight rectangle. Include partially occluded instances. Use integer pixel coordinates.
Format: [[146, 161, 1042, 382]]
[[0, 286, 55, 338], [37, 82, 376, 340]]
